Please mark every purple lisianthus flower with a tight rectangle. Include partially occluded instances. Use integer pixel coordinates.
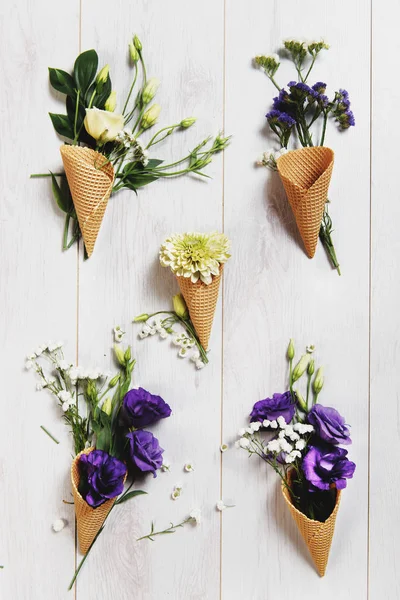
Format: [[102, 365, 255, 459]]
[[120, 387, 171, 428], [250, 391, 296, 425], [302, 445, 356, 491], [307, 404, 351, 445], [79, 449, 126, 508], [126, 429, 164, 477]]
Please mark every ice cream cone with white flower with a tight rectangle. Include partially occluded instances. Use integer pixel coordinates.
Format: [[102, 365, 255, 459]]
[[160, 232, 231, 350], [276, 146, 334, 259]]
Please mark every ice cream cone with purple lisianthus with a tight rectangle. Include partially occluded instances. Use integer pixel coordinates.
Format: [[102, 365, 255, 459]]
[[26, 334, 172, 588], [236, 340, 355, 576]]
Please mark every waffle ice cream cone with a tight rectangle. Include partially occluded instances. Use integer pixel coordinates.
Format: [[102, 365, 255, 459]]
[[177, 266, 223, 350], [71, 448, 117, 555], [277, 147, 334, 258], [282, 478, 341, 577], [60, 145, 114, 257]]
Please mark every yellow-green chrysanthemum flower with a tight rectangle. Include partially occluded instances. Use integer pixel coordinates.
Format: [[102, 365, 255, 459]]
[[160, 232, 231, 284]]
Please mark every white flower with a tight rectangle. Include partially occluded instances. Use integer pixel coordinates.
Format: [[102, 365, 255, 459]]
[[52, 519, 66, 532], [280, 439, 293, 454], [57, 360, 70, 371], [277, 416, 287, 428], [189, 508, 201, 524], [278, 430, 286, 439], [161, 461, 171, 472], [190, 350, 201, 362], [266, 439, 281, 454], [184, 463, 194, 473], [293, 423, 314, 434], [159, 328, 169, 339], [34, 347, 43, 357], [216, 500, 227, 511], [27, 353, 36, 360], [174, 483, 183, 492], [87, 370, 100, 380], [287, 431, 300, 442], [178, 348, 188, 358], [68, 367, 79, 382], [237, 428, 246, 437], [25, 360, 34, 370], [195, 360, 205, 370], [36, 383, 43, 391], [269, 420, 278, 429], [220, 443, 228, 452], [139, 331, 149, 339], [239, 438, 250, 449], [262, 419, 271, 428], [62, 401, 70, 412], [250, 421, 261, 432], [284, 453, 296, 464], [58, 390, 71, 402], [285, 450, 302, 464], [114, 326, 125, 342], [295, 439, 306, 451], [245, 427, 253, 435], [306, 344, 315, 353], [84, 107, 124, 142], [171, 490, 181, 500]]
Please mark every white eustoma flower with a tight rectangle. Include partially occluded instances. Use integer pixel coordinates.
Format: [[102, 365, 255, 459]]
[[189, 508, 201, 524], [84, 108, 124, 142], [52, 519, 66, 532], [184, 463, 194, 473]]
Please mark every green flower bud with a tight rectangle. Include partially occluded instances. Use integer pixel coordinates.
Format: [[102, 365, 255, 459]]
[[96, 64, 109, 85], [124, 346, 132, 362], [133, 313, 150, 322], [295, 389, 307, 412], [292, 354, 310, 382], [104, 91, 117, 112], [114, 344, 126, 366], [101, 397, 112, 416], [287, 338, 295, 360], [129, 41, 139, 63], [180, 117, 196, 128], [173, 294, 189, 319], [133, 35, 142, 51], [142, 78, 160, 105], [141, 104, 161, 130], [307, 359, 315, 376], [108, 374, 120, 388], [313, 367, 324, 394]]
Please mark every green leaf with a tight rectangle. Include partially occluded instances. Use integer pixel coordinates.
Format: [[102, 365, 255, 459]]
[[143, 159, 163, 169], [48, 68, 76, 96], [125, 173, 160, 188], [89, 76, 112, 109], [49, 113, 74, 140], [73, 49, 98, 95], [50, 172, 74, 214], [116, 490, 147, 505]]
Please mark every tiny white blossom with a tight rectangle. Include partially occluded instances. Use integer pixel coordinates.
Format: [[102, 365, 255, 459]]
[[266, 439, 281, 453], [277, 416, 287, 428], [195, 360, 205, 370], [52, 519, 66, 532], [27, 353, 36, 360], [62, 401, 70, 412], [216, 500, 226, 511], [25, 360, 34, 370], [306, 344, 315, 353], [239, 438, 250, 449], [58, 390, 72, 403], [184, 463, 194, 473], [58, 360, 70, 371], [189, 508, 201, 524], [174, 483, 183, 492], [280, 439, 293, 454], [171, 490, 180, 500], [246, 427, 254, 435], [237, 428, 246, 437], [161, 461, 171, 472], [269, 420, 278, 429], [178, 348, 188, 358], [220, 443, 228, 452], [262, 419, 271, 428], [295, 439, 306, 451], [190, 350, 201, 362], [250, 421, 261, 432], [139, 331, 149, 339], [34, 347, 43, 357], [159, 328, 169, 339], [36, 383, 43, 391]]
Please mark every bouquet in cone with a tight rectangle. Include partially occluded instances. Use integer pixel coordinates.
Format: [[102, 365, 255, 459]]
[[134, 232, 231, 369], [31, 35, 230, 257], [236, 339, 355, 576], [26, 333, 172, 589], [255, 39, 355, 274]]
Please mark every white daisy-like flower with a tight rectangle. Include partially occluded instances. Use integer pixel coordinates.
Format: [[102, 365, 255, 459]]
[[220, 443, 228, 452], [178, 348, 188, 358], [52, 519, 66, 532], [184, 463, 194, 473], [171, 490, 180, 500], [189, 508, 201, 524]]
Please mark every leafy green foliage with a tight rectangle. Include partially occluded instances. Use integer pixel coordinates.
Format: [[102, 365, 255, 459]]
[[73, 49, 98, 95], [49, 113, 75, 139]]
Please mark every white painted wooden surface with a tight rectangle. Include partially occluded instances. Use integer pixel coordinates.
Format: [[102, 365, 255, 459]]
[[0, 0, 398, 598]]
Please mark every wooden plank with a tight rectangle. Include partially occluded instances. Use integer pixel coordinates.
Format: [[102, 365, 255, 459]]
[[222, 1, 370, 597], [369, 0, 400, 597], [75, 1, 224, 597], [0, 1, 80, 597]]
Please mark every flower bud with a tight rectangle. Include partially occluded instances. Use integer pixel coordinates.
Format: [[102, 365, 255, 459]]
[[96, 64, 109, 85], [133, 35, 142, 51], [129, 41, 139, 63], [292, 354, 310, 382], [141, 104, 161, 130], [101, 397, 112, 416], [133, 313, 150, 322], [108, 374, 120, 388], [142, 78, 160, 105], [313, 367, 324, 394], [295, 389, 307, 412], [287, 338, 295, 360], [307, 359, 315, 376], [180, 117, 196, 128], [114, 344, 126, 366], [173, 294, 189, 319], [124, 346, 132, 362], [105, 91, 117, 112]]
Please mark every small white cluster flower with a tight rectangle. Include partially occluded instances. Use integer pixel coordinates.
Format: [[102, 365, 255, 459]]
[[115, 130, 149, 166], [113, 326, 125, 343], [293, 423, 314, 435], [220, 443, 228, 453], [67, 365, 103, 384], [52, 518, 66, 533], [216, 500, 235, 511], [256, 148, 288, 170], [171, 483, 182, 500], [58, 390, 74, 412], [36, 382, 46, 391], [139, 318, 168, 340], [184, 462, 194, 473], [306, 344, 315, 353], [189, 508, 201, 525]]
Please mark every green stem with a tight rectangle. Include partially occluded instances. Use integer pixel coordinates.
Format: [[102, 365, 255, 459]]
[[73, 91, 81, 145], [30, 173, 64, 178], [137, 518, 190, 542], [320, 112, 328, 146], [269, 75, 282, 92], [304, 54, 316, 83], [40, 425, 60, 444], [146, 124, 179, 149], [123, 63, 138, 115], [306, 373, 312, 410]]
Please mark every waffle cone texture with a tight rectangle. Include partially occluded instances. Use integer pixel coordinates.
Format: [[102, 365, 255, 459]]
[[60, 145, 115, 257], [71, 447, 117, 555], [277, 146, 334, 259], [177, 265, 223, 350], [282, 478, 341, 577]]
